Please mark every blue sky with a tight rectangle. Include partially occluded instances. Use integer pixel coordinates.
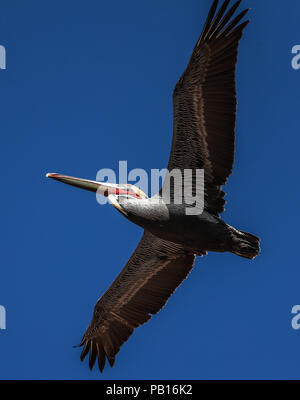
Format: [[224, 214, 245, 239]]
[[1, 0, 300, 379]]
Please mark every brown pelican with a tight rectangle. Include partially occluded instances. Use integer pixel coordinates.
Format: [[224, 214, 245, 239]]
[[46, 0, 260, 373]]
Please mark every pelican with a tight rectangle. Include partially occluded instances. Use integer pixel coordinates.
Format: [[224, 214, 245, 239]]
[[46, 0, 260, 373]]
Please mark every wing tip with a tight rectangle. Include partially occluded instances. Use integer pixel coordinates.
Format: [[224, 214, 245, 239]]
[[77, 337, 117, 373], [199, 0, 250, 43]]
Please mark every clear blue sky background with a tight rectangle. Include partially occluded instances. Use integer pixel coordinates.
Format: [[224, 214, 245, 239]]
[[0, 0, 300, 379]]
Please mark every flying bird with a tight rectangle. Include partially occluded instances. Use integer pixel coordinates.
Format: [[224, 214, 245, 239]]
[[46, 0, 260, 373]]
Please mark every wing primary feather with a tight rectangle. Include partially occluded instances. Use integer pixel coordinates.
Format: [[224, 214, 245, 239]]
[[80, 341, 89, 362], [96, 343, 106, 373], [204, 0, 231, 41], [108, 356, 115, 368], [222, 18, 250, 40], [217, 9, 249, 38], [198, 0, 219, 44], [210, 0, 242, 39], [73, 337, 85, 348], [89, 341, 97, 370]]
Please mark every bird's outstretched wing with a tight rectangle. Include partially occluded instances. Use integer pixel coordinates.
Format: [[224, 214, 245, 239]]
[[78, 231, 196, 372], [164, 0, 249, 216]]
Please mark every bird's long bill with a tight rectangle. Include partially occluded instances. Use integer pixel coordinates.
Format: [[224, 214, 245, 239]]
[[46, 173, 118, 197]]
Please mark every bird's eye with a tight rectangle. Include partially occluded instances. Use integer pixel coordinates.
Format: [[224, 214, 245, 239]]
[[104, 190, 109, 197]]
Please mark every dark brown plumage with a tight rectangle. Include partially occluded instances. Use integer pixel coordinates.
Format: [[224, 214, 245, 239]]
[[77, 0, 251, 372], [47, 0, 260, 374], [168, 0, 249, 216], [79, 231, 196, 372]]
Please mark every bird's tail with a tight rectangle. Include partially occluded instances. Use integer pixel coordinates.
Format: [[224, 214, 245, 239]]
[[230, 228, 260, 260]]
